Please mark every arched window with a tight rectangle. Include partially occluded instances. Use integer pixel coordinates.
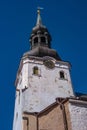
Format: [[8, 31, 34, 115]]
[[33, 66, 38, 75], [41, 36, 46, 43], [60, 71, 65, 79], [34, 37, 38, 44]]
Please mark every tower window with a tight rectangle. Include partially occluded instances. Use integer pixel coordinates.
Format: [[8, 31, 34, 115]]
[[41, 37, 46, 43], [33, 66, 39, 75], [34, 37, 38, 44], [60, 71, 65, 79]]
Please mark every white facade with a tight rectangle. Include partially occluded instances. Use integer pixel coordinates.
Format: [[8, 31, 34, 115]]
[[13, 55, 74, 129], [69, 99, 87, 130], [13, 90, 23, 130], [23, 57, 74, 112], [16, 56, 74, 112]]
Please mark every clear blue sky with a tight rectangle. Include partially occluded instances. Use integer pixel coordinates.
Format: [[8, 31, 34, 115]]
[[0, 0, 87, 129]]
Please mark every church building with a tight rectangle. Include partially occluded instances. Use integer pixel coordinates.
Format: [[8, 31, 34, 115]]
[[13, 9, 87, 130]]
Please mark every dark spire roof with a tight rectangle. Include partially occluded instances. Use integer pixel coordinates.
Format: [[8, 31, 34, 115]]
[[26, 9, 61, 60], [29, 9, 51, 48]]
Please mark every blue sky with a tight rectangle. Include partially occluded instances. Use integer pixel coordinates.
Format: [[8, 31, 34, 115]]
[[0, 0, 87, 129]]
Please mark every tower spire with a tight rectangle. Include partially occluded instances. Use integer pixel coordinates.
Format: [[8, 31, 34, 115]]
[[29, 7, 52, 50], [36, 7, 43, 26]]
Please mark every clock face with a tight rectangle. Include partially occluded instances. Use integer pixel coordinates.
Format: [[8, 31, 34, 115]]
[[43, 60, 55, 69]]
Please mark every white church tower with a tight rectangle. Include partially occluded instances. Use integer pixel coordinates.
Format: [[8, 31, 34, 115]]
[[13, 9, 75, 130]]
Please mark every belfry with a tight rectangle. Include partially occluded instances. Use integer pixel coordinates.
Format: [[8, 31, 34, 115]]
[[13, 9, 87, 130]]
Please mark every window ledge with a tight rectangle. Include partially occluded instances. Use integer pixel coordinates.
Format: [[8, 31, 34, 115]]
[[59, 78, 68, 81]]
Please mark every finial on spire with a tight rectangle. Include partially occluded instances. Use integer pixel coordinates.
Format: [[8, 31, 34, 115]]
[[36, 7, 44, 26], [37, 8, 40, 14]]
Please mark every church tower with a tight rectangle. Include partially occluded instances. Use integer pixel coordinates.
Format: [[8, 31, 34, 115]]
[[13, 9, 75, 130]]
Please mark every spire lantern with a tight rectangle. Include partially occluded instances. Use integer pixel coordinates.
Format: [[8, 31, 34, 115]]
[[28, 9, 61, 60], [29, 8, 52, 50]]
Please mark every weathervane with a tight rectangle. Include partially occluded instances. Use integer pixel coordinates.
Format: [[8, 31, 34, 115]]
[[37, 7, 44, 14]]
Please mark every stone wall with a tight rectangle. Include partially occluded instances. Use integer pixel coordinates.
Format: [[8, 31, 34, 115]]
[[23, 114, 37, 130], [38, 104, 64, 130], [22, 100, 72, 130], [69, 99, 87, 130]]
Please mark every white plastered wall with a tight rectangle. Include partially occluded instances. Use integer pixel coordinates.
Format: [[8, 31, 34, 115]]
[[69, 100, 87, 130], [22, 57, 74, 112]]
